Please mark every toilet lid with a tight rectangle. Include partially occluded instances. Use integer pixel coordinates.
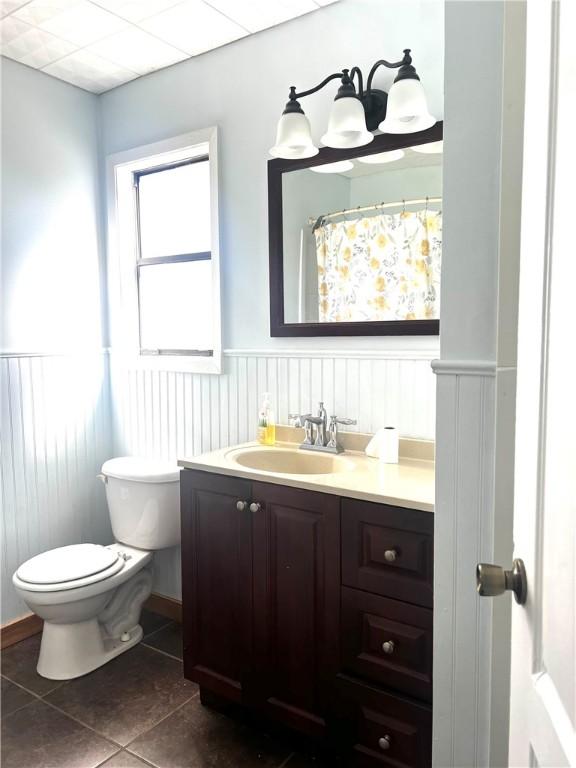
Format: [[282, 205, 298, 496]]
[[101, 457, 180, 483], [17, 544, 121, 586]]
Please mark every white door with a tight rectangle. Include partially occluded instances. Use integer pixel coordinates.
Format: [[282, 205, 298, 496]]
[[508, 0, 576, 765]]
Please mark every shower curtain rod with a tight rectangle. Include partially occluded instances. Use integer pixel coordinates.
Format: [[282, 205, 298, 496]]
[[309, 196, 442, 228]]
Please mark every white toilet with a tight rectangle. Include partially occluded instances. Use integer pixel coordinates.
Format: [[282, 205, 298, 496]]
[[12, 457, 181, 681]]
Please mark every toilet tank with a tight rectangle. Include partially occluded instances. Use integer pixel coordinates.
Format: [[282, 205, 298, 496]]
[[100, 457, 181, 550]]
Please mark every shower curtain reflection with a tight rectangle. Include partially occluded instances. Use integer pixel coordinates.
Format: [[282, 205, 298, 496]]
[[313, 208, 442, 323]]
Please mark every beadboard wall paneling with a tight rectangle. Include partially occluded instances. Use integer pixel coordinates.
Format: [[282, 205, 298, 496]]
[[0, 353, 113, 624], [432, 364, 515, 768], [109, 350, 437, 461]]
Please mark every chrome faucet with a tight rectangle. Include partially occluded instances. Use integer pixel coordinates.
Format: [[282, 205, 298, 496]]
[[291, 402, 356, 454]]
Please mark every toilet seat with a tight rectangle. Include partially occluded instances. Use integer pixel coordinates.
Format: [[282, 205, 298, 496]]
[[16, 544, 125, 592]]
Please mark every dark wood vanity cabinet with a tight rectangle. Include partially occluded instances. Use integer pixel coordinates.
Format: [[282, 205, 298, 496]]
[[181, 470, 433, 767]]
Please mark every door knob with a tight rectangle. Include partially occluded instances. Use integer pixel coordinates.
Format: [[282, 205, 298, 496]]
[[236, 500, 247, 511], [476, 558, 527, 605], [384, 549, 398, 563], [249, 502, 261, 513]]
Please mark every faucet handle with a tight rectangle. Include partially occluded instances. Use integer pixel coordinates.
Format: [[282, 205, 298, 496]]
[[330, 416, 357, 427], [288, 413, 303, 428]]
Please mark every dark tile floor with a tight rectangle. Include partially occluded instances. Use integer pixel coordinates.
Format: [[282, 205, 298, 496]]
[[1, 611, 324, 768]]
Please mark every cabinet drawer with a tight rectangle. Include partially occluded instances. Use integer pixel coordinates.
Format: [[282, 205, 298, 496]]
[[335, 675, 431, 768], [341, 588, 432, 702], [342, 499, 433, 608]]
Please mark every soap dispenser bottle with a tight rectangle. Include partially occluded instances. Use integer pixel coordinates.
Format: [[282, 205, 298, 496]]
[[258, 392, 276, 446]]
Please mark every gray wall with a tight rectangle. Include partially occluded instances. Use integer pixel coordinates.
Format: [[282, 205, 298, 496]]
[[1, 58, 112, 623]]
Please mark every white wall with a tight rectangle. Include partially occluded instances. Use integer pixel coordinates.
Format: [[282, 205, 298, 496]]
[[433, 2, 526, 766], [282, 169, 349, 322], [99, 0, 444, 601], [349, 165, 442, 207], [1, 58, 112, 623], [1, 57, 105, 353]]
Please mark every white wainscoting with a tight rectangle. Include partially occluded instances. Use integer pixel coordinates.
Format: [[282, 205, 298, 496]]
[[433, 362, 516, 768], [110, 348, 437, 598], [110, 349, 437, 459], [0, 353, 113, 624]]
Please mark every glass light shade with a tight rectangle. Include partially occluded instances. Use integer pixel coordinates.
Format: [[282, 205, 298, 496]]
[[357, 149, 405, 165], [321, 96, 374, 149], [378, 78, 436, 134], [309, 160, 354, 174], [269, 111, 319, 159], [411, 140, 443, 154]]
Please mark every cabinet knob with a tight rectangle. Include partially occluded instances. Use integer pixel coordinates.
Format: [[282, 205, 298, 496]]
[[382, 640, 395, 655], [378, 735, 391, 751], [384, 549, 398, 563], [249, 502, 261, 513], [236, 500, 247, 511]]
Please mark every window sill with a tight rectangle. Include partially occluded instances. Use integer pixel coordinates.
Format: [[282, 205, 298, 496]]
[[111, 350, 222, 375]]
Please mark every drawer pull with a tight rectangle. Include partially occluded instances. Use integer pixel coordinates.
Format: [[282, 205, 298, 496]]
[[249, 502, 261, 513], [384, 549, 398, 562], [378, 735, 391, 751], [236, 500, 247, 511], [382, 640, 395, 655]]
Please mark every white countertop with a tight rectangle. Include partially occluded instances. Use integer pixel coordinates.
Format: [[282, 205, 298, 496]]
[[178, 432, 435, 513]]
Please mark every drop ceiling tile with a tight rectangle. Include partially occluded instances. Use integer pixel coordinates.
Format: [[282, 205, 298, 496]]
[[14, 0, 128, 46], [87, 26, 187, 75], [203, 0, 318, 33], [2, 23, 76, 66], [1, 0, 32, 17], [139, 0, 247, 56], [0, 13, 31, 43], [13, 0, 78, 26], [89, 0, 183, 23], [43, 48, 137, 92]]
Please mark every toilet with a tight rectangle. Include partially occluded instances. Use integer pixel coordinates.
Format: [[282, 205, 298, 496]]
[[12, 457, 181, 681]]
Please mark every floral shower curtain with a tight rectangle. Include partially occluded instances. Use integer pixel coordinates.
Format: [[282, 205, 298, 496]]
[[314, 209, 442, 322]]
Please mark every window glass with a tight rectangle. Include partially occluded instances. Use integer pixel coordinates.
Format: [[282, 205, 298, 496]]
[[137, 160, 211, 259], [138, 260, 213, 352]]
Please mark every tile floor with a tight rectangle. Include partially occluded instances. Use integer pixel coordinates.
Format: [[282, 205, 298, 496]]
[[1, 611, 325, 768]]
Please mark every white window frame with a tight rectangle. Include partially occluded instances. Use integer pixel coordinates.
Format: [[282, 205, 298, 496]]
[[106, 127, 222, 374]]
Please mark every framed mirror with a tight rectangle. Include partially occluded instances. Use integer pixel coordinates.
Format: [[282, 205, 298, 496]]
[[268, 122, 443, 336]]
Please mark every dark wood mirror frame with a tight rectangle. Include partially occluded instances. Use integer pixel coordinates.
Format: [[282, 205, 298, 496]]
[[268, 120, 443, 337]]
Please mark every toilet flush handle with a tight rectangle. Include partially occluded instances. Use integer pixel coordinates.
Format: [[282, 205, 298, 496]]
[[97, 473, 107, 484]]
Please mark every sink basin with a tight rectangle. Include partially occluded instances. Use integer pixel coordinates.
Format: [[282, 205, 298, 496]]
[[226, 446, 356, 476]]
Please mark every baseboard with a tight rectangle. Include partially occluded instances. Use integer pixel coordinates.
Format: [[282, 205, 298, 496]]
[[0, 613, 43, 649], [0, 593, 181, 650], [144, 593, 182, 623]]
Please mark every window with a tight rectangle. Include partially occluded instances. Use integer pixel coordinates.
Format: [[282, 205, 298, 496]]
[[107, 129, 221, 373]]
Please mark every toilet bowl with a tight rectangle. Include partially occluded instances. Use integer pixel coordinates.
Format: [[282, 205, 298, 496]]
[[12, 457, 181, 680]]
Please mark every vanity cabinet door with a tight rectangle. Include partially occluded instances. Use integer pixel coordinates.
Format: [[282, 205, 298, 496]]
[[250, 481, 340, 738], [181, 469, 253, 703]]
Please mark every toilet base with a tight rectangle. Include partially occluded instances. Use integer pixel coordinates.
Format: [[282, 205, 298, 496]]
[[37, 619, 144, 680]]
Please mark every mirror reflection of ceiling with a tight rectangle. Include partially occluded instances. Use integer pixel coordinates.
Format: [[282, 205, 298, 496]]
[[309, 143, 443, 179]]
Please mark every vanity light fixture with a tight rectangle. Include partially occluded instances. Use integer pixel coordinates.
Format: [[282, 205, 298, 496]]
[[309, 160, 354, 174], [269, 49, 435, 160], [357, 149, 405, 164]]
